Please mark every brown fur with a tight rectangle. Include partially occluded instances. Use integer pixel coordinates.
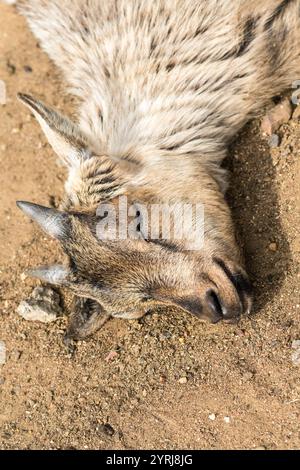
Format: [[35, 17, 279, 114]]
[[10, 0, 300, 339]]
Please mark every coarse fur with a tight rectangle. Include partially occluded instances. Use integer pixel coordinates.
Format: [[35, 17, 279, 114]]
[[7, 0, 300, 339]]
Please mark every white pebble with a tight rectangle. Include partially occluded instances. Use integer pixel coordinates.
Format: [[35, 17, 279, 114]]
[[178, 377, 187, 384], [292, 340, 300, 349], [292, 340, 300, 366], [0, 341, 6, 365], [17, 300, 58, 323], [224, 416, 231, 424], [17, 287, 62, 323], [208, 413, 216, 421]]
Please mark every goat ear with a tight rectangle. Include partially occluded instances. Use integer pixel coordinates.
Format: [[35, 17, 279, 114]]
[[16, 201, 70, 240], [27, 265, 70, 286], [17, 93, 91, 167]]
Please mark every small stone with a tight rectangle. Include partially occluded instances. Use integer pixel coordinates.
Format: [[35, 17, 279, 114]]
[[10, 350, 22, 361], [20, 272, 27, 281], [178, 377, 187, 384], [242, 371, 254, 382], [268, 242, 278, 252], [142, 389, 147, 397], [292, 351, 300, 367], [268, 134, 280, 148], [261, 98, 292, 136], [224, 416, 231, 424], [291, 340, 300, 366], [178, 337, 185, 344], [104, 350, 118, 362], [0, 341, 6, 365], [23, 65, 32, 73], [11, 128, 19, 134], [208, 413, 216, 421], [98, 423, 115, 437], [6, 60, 16, 75], [161, 330, 172, 339], [17, 286, 62, 323]]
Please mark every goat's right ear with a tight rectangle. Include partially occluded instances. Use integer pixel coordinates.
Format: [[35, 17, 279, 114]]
[[27, 265, 71, 286], [17, 93, 92, 167]]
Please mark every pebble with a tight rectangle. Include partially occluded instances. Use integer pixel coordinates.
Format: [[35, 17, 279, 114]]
[[6, 60, 16, 75], [268, 134, 280, 148], [178, 377, 187, 384], [0, 341, 6, 365], [23, 65, 32, 73], [104, 350, 118, 362], [10, 350, 22, 361], [98, 423, 115, 437], [242, 371, 254, 382], [291, 340, 300, 366], [17, 286, 62, 323], [0, 81, 6, 106], [292, 340, 300, 349], [208, 413, 216, 421], [261, 98, 292, 136], [224, 416, 231, 424], [268, 242, 278, 252]]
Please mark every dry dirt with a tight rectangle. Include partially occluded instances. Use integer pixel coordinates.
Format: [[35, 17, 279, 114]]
[[0, 4, 300, 450]]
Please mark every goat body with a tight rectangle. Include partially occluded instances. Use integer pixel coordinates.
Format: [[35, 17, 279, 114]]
[[7, 0, 300, 338]]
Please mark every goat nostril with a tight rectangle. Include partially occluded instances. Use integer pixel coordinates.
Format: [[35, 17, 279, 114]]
[[213, 258, 252, 315], [206, 290, 224, 318]]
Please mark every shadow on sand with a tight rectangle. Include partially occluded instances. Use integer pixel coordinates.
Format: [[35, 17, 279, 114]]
[[226, 120, 292, 314]]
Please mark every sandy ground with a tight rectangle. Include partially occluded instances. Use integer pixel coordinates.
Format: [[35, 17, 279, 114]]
[[0, 4, 300, 450]]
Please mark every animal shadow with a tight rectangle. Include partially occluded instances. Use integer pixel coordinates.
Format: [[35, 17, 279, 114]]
[[226, 120, 292, 314]]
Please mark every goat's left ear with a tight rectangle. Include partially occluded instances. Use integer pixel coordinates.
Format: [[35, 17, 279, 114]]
[[16, 201, 70, 240], [17, 93, 92, 167]]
